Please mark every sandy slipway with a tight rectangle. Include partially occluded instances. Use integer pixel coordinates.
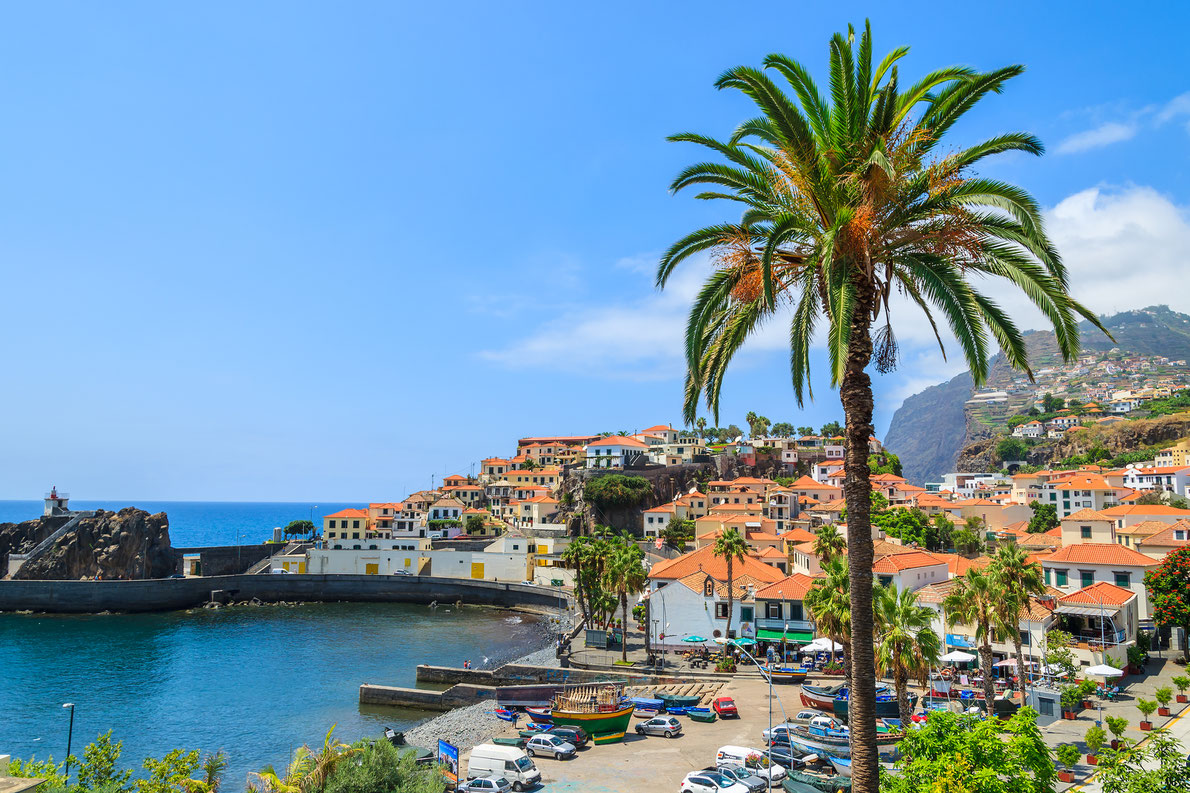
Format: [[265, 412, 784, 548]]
[[403, 645, 561, 751]]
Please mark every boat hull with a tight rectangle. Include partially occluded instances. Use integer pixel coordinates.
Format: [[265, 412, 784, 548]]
[[784, 730, 902, 760], [525, 707, 553, 724], [687, 707, 717, 723], [770, 668, 809, 684], [828, 756, 852, 777], [798, 690, 837, 713], [835, 692, 916, 722], [551, 704, 635, 744]]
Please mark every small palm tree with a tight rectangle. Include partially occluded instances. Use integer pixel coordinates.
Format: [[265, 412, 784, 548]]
[[182, 752, 228, 793], [813, 524, 846, 563], [875, 586, 941, 725], [658, 23, 1107, 792], [249, 726, 355, 793], [603, 540, 648, 662], [805, 557, 852, 675], [988, 544, 1045, 696], [696, 417, 708, 438], [943, 568, 1004, 706], [560, 538, 592, 624], [713, 528, 750, 639]]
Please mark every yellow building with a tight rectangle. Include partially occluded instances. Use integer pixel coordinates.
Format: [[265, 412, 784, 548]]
[[1155, 439, 1190, 468], [324, 508, 370, 546]]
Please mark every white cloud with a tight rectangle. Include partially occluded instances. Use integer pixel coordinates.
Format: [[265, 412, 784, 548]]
[[1156, 91, 1190, 124], [1055, 121, 1137, 154]]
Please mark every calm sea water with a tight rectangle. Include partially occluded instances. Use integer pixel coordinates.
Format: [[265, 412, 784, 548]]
[[0, 500, 361, 547], [0, 603, 547, 787]]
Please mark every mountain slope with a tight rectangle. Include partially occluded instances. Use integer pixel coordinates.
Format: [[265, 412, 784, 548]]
[[884, 305, 1190, 484]]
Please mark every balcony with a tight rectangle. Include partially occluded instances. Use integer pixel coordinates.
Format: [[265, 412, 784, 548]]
[[755, 617, 813, 632]]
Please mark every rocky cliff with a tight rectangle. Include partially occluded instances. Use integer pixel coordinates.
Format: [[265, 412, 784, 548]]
[[0, 508, 174, 580], [883, 370, 973, 486]]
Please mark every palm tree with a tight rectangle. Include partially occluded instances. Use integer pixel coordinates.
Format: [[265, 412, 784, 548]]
[[657, 23, 1105, 789], [875, 586, 942, 725], [988, 543, 1045, 696], [813, 523, 845, 563], [249, 726, 355, 793], [603, 539, 648, 662], [183, 752, 228, 793], [695, 417, 708, 438], [561, 538, 592, 624], [712, 527, 750, 640], [804, 557, 851, 675], [943, 568, 1004, 706]]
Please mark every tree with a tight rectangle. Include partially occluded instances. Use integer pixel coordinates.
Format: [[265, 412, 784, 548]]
[[1096, 729, 1190, 793], [658, 24, 1104, 789], [870, 451, 902, 476], [874, 586, 941, 725], [722, 424, 744, 442], [284, 520, 316, 540], [951, 526, 984, 556], [929, 513, 954, 552], [560, 539, 592, 624], [139, 750, 204, 793], [603, 539, 648, 662], [812, 523, 845, 563], [1027, 500, 1059, 533], [820, 420, 844, 438], [1145, 546, 1190, 662], [464, 514, 485, 535], [695, 417, 708, 438], [249, 726, 357, 793], [745, 411, 771, 438], [1042, 629, 1077, 680], [322, 740, 444, 793], [77, 730, 134, 792], [988, 544, 1045, 696], [583, 475, 652, 509], [805, 557, 852, 676], [713, 528, 749, 640], [996, 437, 1029, 463], [770, 421, 796, 437], [944, 568, 1003, 706], [796, 426, 814, 437], [883, 707, 1055, 793]]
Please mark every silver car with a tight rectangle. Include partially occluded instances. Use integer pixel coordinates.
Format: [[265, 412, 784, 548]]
[[525, 733, 576, 759], [710, 765, 766, 793], [459, 777, 512, 793], [635, 715, 683, 737]]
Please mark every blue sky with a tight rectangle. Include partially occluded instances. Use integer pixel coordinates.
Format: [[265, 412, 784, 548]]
[[1, 2, 1188, 501]]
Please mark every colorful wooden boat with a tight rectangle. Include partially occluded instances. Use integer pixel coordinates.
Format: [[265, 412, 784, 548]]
[[782, 722, 902, 760], [769, 666, 810, 683], [799, 683, 846, 713], [834, 689, 915, 722], [687, 707, 717, 723], [549, 684, 634, 745], [524, 706, 553, 724], [493, 708, 518, 722], [633, 707, 659, 719]]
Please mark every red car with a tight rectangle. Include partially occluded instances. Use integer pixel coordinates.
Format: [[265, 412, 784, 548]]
[[712, 696, 739, 718]]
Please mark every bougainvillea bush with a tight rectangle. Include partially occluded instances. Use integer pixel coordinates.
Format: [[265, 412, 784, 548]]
[[1145, 546, 1190, 662]]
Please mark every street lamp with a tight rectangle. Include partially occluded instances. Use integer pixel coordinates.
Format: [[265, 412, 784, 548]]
[[729, 642, 777, 763], [62, 703, 75, 781]]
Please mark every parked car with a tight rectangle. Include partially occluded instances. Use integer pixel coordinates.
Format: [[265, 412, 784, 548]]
[[635, 716, 682, 737], [270, 568, 291, 574], [524, 733, 576, 760], [763, 744, 810, 771], [466, 745, 539, 792], [790, 710, 819, 724], [715, 746, 787, 785], [713, 697, 739, 718], [703, 765, 765, 793], [680, 771, 750, 793], [544, 725, 589, 748], [459, 777, 512, 793], [391, 569, 411, 576]]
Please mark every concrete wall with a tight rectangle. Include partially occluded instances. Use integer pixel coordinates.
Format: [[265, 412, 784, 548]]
[[172, 544, 279, 576], [0, 574, 571, 614]]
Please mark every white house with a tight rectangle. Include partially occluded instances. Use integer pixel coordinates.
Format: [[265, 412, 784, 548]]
[[872, 551, 948, 592], [639, 424, 681, 444], [1013, 420, 1045, 439], [1121, 465, 1190, 496], [647, 570, 762, 648], [643, 503, 675, 537], [1039, 543, 1160, 619], [584, 435, 648, 468]]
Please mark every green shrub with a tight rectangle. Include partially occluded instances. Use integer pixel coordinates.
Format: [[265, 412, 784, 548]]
[[1172, 675, 1190, 696], [1136, 699, 1157, 720], [1105, 715, 1128, 741], [583, 474, 653, 508], [1060, 685, 1082, 711], [1055, 743, 1081, 771], [1154, 687, 1172, 707], [1084, 725, 1105, 755]]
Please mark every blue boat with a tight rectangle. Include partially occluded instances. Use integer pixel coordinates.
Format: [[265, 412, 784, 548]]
[[631, 697, 664, 710], [665, 705, 691, 716]]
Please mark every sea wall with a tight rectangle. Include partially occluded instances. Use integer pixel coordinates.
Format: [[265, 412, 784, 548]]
[[0, 574, 571, 614]]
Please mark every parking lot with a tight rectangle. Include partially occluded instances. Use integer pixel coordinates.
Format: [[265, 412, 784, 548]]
[[462, 672, 815, 792]]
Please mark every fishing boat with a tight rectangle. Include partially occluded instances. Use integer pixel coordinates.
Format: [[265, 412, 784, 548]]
[[493, 708, 518, 722], [656, 692, 702, 709], [834, 688, 915, 722], [768, 666, 810, 684], [827, 755, 852, 777], [799, 682, 846, 712], [665, 705, 691, 716], [524, 706, 553, 724], [781, 722, 903, 760], [631, 696, 664, 710], [491, 736, 525, 747], [633, 707, 659, 719], [517, 729, 542, 738], [549, 684, 635, 744], [686, 707, 716, 723]]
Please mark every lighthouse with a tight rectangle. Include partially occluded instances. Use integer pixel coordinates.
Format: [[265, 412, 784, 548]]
[[44, 486, 71, 516]]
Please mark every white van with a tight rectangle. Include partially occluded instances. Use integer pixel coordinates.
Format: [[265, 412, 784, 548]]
[[467, 745, 541, 791], [715, 745, 787, 784]]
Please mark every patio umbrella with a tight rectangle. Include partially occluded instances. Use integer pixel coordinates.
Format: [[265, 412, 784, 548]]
[[1087, 664, 1124, 677], [730, 637, 757, 647], [940, 650, 976, 663], [994, 659, 1018, 667], [805, 638, 843, 652], [683, 635, 708, 643]]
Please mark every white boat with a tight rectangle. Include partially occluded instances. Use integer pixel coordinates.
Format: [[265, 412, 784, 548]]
[[827, 755, 852, 777]]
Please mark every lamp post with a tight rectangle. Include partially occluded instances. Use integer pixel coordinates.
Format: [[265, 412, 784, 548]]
[[62, 703, 75, 781], [730, 641, 775, 765]]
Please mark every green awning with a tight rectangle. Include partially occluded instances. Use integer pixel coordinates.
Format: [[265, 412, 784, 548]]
[[756, 629, 813, 642]]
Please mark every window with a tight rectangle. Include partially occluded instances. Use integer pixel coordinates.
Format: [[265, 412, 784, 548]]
[[353, 520, 360, 529], [790, 603, 804, 621], [715, 603, 729, 619], [766, 602, 782, 619], [740, 606, 753, 622], [1055, 569, 1068, 587], [879, 575, 893, 588], [328, 520, 337, 529], [352, 532, 360, 539], [1080, 526, 1092, 539], [704, 580, 714, 597], [1114, 572, 1130, 588], [1080, 570, 1094, 588]]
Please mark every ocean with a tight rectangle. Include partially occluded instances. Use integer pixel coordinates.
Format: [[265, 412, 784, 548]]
[[0, 500, 362, 547]]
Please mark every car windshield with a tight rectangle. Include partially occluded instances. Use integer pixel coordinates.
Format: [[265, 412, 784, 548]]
[[515, 757, 533, 771], [710, 775, 735, 789]]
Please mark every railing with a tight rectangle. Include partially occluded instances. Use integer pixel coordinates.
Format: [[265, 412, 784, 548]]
[[755, 618, 813, 631]]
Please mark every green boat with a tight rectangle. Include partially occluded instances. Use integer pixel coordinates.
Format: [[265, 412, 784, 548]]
[[491, 736, 525, 747], [687, 708, 717, 723], [549, 684, 634, 744]]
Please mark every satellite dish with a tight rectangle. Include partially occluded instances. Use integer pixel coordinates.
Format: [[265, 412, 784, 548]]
[[689, 485, 698, 494], [734, 436, 744, 443]]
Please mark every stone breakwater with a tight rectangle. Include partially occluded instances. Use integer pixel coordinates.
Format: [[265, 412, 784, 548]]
[[403, 646, 560, 751]]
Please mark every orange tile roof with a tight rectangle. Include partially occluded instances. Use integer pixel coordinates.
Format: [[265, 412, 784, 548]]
[[674, 571, 767, 599], [709, 503, 762, 513], [325, 508, 368, 519], [788, 475, 841, 491], [644, 503, 677, 514], [1116, 520, 1172, 536], [587, 435, 648, 448], [649, 545, 785, 583], [482, 457, 510, 465], [930, 553, 992, 576], [1042, 543, 1159, 567], [1052, 473, 1114, 491], [754, 573, 817, 601], [1059, 581, 1136, 607], [1137, 522, 1190, 548], [1101, 505, 1190, 517], [872, 550, 946, 573], [1064, 508, 1113, 521], [641, 424, 674, 433], [368, 502, 404, 509], [753, 546, 787, 559], [781, 528, 818, 544]]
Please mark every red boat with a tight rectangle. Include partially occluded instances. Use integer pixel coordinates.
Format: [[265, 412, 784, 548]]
[[798, 683, 845, 713], [712, 697, 739, 718]]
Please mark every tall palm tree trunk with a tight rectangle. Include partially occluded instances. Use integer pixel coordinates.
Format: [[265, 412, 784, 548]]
[[979, 640, 996, 708], [842, 640, 853, 680], [1013, 634, 1027, 698], [894, 669, 912, 727], [841, 286, 878, 793], [621, 591, 629, 663], [724, 557, 735, 640]]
